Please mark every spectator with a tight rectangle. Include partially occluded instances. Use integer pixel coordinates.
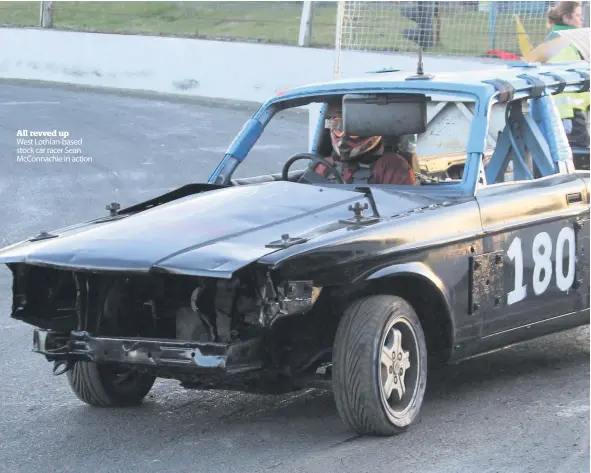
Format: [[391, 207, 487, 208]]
[[546, 1, 590, 149], [400, 1, 438, 49]]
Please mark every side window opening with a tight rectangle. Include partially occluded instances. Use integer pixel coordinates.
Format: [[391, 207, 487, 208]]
[[485, 97, 560, 185]]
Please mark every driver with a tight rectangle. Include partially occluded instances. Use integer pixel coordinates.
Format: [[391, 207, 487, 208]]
[[314, 116, 416, 185]]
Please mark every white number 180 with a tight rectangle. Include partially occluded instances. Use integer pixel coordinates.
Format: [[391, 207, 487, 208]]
[[507, 227, 576, 305]]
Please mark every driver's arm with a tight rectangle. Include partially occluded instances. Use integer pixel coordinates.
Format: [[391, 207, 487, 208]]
[[370, 153, 415, 185]]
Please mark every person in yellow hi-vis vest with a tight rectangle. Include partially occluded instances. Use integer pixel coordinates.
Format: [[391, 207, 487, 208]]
[[546, 1, 590, 149]]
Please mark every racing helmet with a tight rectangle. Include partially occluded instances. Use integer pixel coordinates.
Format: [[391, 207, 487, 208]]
[[328, 116, 382, 162]]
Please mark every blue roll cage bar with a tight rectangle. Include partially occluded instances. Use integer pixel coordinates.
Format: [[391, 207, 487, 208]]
[[208, 62, 589, 196]]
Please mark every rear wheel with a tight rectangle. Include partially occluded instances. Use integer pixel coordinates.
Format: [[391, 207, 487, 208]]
[[67, 361, 156, 407], [332, 294, 427, 436]]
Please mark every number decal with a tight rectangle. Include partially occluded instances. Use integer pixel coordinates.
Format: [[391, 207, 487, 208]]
[[507, 237, 527, 305], [555, 227, 576, 292], [532, 232, 552, 295], [507, 226, 577, 305]]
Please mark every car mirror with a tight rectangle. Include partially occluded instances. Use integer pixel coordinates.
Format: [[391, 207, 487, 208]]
[[342, 93, 429, 137]]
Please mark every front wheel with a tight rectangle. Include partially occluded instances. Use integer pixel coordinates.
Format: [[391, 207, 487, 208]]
[[332, 295, 427, 436], [67, 361, 156, 407]]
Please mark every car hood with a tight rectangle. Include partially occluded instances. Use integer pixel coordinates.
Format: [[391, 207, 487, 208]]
[[0, 181, 460, 278], [0, 182, 358, 277]]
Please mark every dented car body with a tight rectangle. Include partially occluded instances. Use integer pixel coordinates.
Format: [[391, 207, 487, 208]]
[[1, 60, 589, 436]]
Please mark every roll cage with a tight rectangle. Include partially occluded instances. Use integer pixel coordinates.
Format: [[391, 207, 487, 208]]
[[208, 62, 589, 196]]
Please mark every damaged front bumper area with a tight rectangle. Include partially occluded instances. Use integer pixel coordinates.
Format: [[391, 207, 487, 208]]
[[33, 329, 263, 374]]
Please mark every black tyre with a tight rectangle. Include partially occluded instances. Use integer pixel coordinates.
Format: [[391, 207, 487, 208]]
[[67, 361, 156, 407], [332, 294, 428, 436]]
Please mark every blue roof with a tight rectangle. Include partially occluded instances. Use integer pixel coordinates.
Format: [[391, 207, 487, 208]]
[[271, 60, 589, 105]]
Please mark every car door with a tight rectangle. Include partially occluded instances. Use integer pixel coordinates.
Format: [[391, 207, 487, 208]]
[[475, 172, 589, 336]]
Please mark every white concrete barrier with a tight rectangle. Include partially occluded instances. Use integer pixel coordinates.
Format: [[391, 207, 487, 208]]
[[1, 27, 504, 105]]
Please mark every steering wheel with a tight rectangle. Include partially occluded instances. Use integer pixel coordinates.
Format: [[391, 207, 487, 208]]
[[282, 153, 345, 184]]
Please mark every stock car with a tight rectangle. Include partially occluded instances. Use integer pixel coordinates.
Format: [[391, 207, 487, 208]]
[[0, 60, 589, 437]]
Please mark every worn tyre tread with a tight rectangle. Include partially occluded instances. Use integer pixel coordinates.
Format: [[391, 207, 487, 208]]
[[67, 361, 155, 407], [333, 294, 427, 436]]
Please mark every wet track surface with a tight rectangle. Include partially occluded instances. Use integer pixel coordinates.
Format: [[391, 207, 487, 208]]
[[0, 83, 589, 473]]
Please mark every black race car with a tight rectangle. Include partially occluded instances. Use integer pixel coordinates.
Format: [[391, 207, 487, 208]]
[[1, 61, 589, 436]]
